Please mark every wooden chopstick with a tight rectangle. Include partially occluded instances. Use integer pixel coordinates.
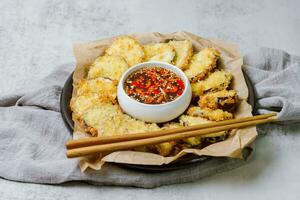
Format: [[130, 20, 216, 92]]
[[66, 114, 276, 158], [66, 113, 276, 149]]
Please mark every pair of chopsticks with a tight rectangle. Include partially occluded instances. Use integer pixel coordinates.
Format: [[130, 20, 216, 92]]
[[66, 113, 276, 158]]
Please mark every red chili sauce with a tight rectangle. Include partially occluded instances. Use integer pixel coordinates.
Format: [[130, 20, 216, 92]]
[[124, 66, 185, 104]]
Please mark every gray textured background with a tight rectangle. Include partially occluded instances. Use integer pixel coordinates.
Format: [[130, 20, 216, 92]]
[[0, 0, 300, 199]]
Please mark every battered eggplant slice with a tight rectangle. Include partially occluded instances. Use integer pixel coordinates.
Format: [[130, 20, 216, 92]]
[[168, 40, 193, 70], [143, 43, 175, 63], [76, 77, 117, 101], [184, 48, 220, 82], [155, 142, 177, 157], [191, 70, 233, 97], [70, 77, 117, 123], [174, 117, 202, 147], [87, 55, 129, 82], [199, 90, 238, 111], [179, 115, 209, 126], [82, 104, 123, 136], [82, 105, 160, 137], [71, 103, 123, 136], [162, 122, 200, 149], [105, 36, 145, 66], [179, 115, 227, 143], [187, 106, 233, 121], [70, 95, 109, 122]]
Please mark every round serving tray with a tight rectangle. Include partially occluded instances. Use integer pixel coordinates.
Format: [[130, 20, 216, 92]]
[[60, 69, 255, 171]]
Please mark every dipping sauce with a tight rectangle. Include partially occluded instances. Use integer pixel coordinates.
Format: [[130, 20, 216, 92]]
[[124, 66, 185, 104]]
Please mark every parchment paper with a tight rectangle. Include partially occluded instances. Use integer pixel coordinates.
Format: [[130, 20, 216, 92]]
[[72, 31, 257, 171]]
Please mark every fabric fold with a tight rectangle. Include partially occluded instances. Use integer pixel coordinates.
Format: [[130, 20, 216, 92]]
[[16, 86, 62, 112], [243, 48, 300, 121]]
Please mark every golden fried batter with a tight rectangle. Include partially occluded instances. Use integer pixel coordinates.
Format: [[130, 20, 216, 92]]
[[70, 77, 117, 122], [76, 77, 117, 101], [155, 142, 176, 156], [160, 123, 182, 152], [184, 48, 220, 82], [179, 115, 227, 139], [179, 116, 204, 146], [163, 122, 200, 147], [87, 55, 128, 81], [187, 106, 233, 121], [168, 40, 193, 69], [199, 90, 238, 111], [83, 105, 160, 137], [191, 70, 232, 97], [105, 36, 144, 66], [179, 115, 209, 126], [162, 122, 183, 129], [143, 43, 175, 63], [70, 95, 110, 122]]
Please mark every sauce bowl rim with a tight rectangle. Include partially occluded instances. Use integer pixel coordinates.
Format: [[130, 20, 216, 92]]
[[117, 61, 192, 107]]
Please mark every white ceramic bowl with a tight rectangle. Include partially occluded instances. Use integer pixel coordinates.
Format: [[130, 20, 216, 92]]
[[117, 61, 192, 123]]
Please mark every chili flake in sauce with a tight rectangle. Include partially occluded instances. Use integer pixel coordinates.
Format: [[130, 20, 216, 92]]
[[124, 67, 185, 104]]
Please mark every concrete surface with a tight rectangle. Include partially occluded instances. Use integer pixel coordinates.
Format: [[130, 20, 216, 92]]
[[0, 0, 300, 199]]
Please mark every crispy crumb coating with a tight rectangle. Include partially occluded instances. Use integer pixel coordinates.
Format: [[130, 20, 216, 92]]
[[143, 43, 175, 63], [187, 106, 233, 121], [105, 36, 144, 66], [179, 114, 210, 126], [191, 70, 233, 97], [70, 77, 117, 122], [82, 105, 160, 137], [163, 122, 201, 147], [168, 40, 193, 69], [155, 141, 176, 156], [184, 48, 220, 82], [199, 90, 238, 111], [179, 115, 227, 138], [70, 95, 110, 122], [76, 77, 117, 100], [87, 55, 128, 81]]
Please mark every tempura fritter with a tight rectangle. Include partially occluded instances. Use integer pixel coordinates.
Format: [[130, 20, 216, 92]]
[[161, 123, 183, 152], [76, 77, 117, 101], [70, 95, 109, 122], [179, 115, 227, 139], [155, 142, 176, 156], [70, 77, 117, 121], [163, 122, 200, 147], [105, 36, 144, 66], [162, 122, 183, 129], [199, 90, 238, 111], [187, 106, 233, 121], [184, 48, 220, 82], [143, 43, 175, 63], [82, 105, 160, 137], [178, 116, 205, 146], [168, 40, 193, 69], [191, 70, 233, 97], [87, 55, 128, 81]]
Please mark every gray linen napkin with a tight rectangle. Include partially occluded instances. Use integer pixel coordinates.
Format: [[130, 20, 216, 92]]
[[243, 48, 300, 122], [0, 48, 299, 188]]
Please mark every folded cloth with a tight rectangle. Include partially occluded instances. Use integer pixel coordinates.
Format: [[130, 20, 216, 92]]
[[243, 48, 300, 122], [0, 48, 299, 188]]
